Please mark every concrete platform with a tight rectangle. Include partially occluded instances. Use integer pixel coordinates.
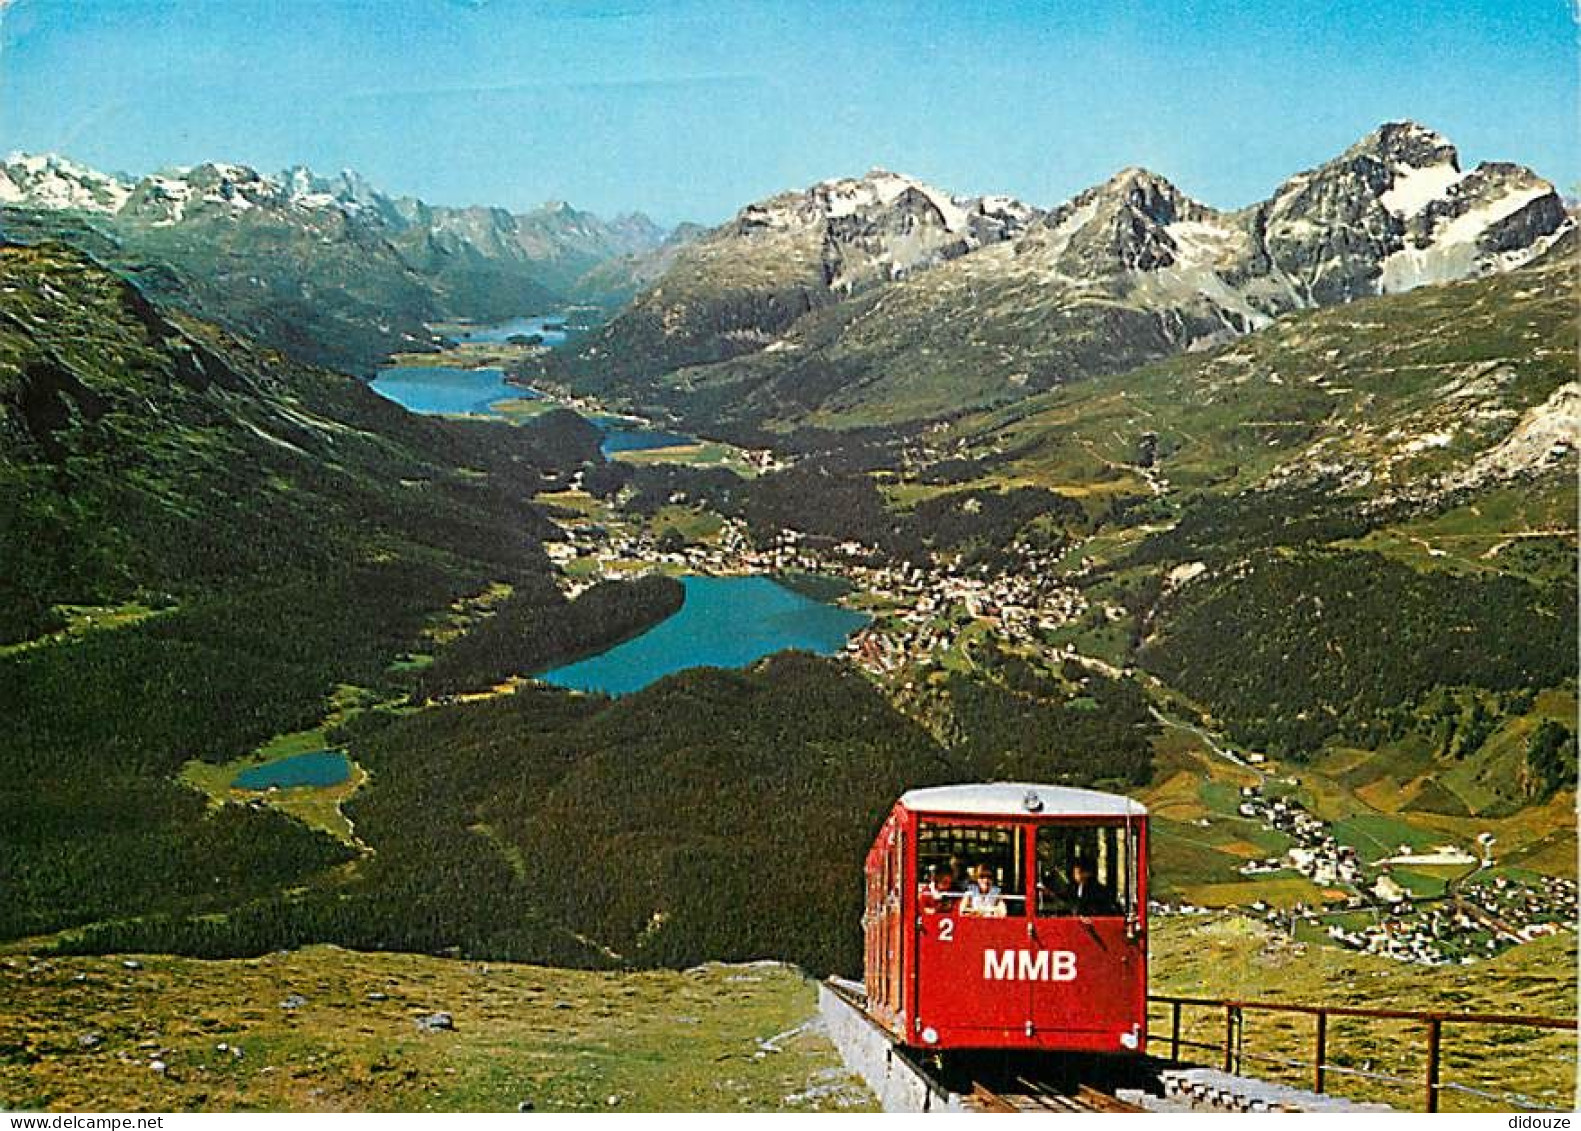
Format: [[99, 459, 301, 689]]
[[818, 981, 964, 1113], [1152, 1067, 1394, 1113]]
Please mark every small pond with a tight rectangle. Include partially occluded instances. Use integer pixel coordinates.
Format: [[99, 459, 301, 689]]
[[233, 750, 352, 790]]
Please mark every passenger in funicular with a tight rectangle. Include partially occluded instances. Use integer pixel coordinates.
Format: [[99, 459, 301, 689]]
[[918, 863, 959, 913], [1068, 857, 1120, 916], [959, 863, 1007, 918], [1036, 855, 1121, 916]]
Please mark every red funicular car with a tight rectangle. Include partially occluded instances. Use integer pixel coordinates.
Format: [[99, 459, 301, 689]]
[[863, 782, 1148, 1054]]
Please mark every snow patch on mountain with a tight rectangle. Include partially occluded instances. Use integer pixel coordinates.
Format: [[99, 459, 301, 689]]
[[138, 176, 195, 225], [819, 169, 971, 232], [1380, 182, 1555, 292], [0, 152, 131, 212], [1380, 162, 1465, 218]]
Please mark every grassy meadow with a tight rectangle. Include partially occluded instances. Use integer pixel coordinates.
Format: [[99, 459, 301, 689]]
[[0, 949, 872, 1113]]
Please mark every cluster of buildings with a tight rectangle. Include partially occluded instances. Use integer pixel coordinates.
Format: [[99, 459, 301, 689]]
[[1458, 875, 1578, 945], [1325, 908, 1476, 966], [820, 539, 1087, 678], [1234, 786, 1363, 888], [1226, 784, 1575, 967], [1323, 875, 1577, 967]]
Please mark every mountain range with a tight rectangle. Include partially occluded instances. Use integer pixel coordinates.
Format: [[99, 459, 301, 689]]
[[544, 122, 1573, 433], [0, 153, 678, 373]]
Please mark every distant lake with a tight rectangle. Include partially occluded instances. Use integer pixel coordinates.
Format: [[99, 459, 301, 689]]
[[371, 364, 699, 454], [442, 315, 571, 347], [541, 575, 869, 696], [592, 414, 696, 456], [370, 366, 537, 416], [234, 750, 351, 790]]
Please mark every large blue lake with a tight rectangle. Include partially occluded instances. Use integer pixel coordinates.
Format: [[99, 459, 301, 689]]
[[370, 366, 537, 416], [541, 575, 869, 695]]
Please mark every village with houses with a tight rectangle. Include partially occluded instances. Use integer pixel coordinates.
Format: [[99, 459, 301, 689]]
[[1156, 780, 1579, 968]]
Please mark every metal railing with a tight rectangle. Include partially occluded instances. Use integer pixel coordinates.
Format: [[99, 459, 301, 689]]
[[1149, 993, 1576, 1112]]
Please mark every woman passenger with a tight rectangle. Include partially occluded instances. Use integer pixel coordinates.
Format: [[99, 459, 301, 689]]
[[959, 863, 1006, 917]]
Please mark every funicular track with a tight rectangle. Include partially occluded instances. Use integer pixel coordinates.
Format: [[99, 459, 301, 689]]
[[934, 1046, 1155, 1113], [825, 978, 1150, 1113], [967, 1078, 1146, 1114]]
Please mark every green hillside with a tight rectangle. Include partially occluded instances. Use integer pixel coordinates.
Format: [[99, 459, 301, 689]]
[[0, 206, 445, 376], [956, 256, 1575, 499], [0, 243, 635, 962]]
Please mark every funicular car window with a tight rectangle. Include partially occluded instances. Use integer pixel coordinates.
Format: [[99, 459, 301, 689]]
[[917, 821, 1026, 917], [1035, 824, 1133, 917]]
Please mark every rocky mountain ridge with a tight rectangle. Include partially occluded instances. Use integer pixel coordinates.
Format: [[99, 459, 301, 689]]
[[0, 153, 674, 372], [0, 152, 669, 269], [554, 168, 1043, 393], [548, 121, 1573, 431]]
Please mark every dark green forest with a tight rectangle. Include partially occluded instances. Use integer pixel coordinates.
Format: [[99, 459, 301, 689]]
[[1139, 549, 1577, 758]]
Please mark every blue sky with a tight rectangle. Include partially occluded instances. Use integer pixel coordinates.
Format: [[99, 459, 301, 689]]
[[0, 0, 1574, 223]]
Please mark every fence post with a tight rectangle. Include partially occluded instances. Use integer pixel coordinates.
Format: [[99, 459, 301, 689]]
[[1223, 1004, 1237, 1073], [1314, 1011, 1327, 1093], [1425, 1017, 1442, 1113], [1171, 1001, 1182, 1062]]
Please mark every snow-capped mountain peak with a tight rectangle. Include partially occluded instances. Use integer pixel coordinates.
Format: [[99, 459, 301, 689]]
[[1380, 161, 1568, 292], [813, 169, 972, 233], [720, 168, 1040, 294], [0, 152, 132, 213], [1248, 121, 1571, 306]]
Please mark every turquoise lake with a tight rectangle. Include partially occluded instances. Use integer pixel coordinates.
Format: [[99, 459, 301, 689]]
[[541, 575, 869, 696], [372, 316, 697, 451], [370, 366, 537, 416], [233, 750, 351, 789]]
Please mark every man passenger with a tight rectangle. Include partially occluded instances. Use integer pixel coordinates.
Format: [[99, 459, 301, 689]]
[[1069, 857, 1120, 916]]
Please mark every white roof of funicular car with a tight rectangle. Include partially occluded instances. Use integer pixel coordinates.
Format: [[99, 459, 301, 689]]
[[900, 782, 1147, 818]]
